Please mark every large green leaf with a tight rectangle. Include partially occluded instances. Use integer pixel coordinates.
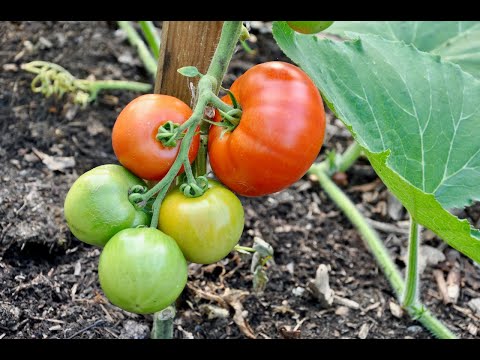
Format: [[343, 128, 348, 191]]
[[327, 21, 480, 79], [273, 21, 480, 263]]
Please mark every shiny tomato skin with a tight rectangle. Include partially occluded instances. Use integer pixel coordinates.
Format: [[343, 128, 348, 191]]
[[98, 227, 188, 314], [287, 21, 334, 34], [208, 61, 326, 197], [112, 94, 200, 181], [158, 180, 244, 264]]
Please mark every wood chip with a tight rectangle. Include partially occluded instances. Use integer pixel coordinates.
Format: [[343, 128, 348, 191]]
[[199, 304, 229, 320], [32, 148, 75, 172], [358, 323, 370, 339], [366, 219, 409, 235], [223, 289, 255, 339], [48, 325, 62, 331], [74, 261, 82, 276], [434, 270, 451, 304], [446, 266, 461, 304], [468, 298, 480, 316], [363, 302, 381, 313], [467, 323, 478, 336], [389, 301, 403, 318], [335, 306, 349, 317], [334, 295, 360, 310], [279, 326, 301, 339], [348, 178, 382, 193], [308, 264, 334, 308]]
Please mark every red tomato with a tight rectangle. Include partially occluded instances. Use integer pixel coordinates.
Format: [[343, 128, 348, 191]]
[[208, 62, 326, 197], [112, 94, 199, 181]]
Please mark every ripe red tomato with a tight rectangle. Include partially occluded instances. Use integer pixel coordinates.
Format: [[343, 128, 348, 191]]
[[112, 94, 200, 181], [208, 62, 326, 197]]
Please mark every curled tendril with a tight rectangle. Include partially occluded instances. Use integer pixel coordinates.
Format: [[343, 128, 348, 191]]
[[179, 176, 209, 198], [21, 61, 92, 107], [129, 184, 148, 195], [156, 121, 181, 147], [128, 192, 146, 207]]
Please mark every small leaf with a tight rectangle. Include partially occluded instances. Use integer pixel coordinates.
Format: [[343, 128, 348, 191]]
[[177, 66, 200, 78]]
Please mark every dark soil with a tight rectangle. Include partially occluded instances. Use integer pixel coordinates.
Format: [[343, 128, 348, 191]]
[[1, 21, 479, 339]]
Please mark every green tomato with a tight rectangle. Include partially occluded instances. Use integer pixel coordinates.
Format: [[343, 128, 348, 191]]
[[64, 164, 150, 247], [98, 227, 187, 314], [287, 21, 334, 34], [158, 180, 244, 264]]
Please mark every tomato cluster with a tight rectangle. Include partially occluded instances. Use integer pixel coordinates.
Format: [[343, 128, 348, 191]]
[[64, 61, 326, 315]]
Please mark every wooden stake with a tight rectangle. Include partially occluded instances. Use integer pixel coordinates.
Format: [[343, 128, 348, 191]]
[[155, 21, 224, 105]]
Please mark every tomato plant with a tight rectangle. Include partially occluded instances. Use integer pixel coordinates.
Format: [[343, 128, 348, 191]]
[[58, 20, 479, 339], [158, 180, 244, 264], [64, 164, 150, 247], [286, 21, 334, 34], [112, 94, 200, 181], [208, 61, 326, 197], [98, 227, 188, 314]]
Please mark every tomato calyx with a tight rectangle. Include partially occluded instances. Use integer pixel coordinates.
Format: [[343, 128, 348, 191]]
[[156, 121, 184, 148], [206, 90, 243, 135], [179, 175, 209, 198], [128, 184, 149, 208]]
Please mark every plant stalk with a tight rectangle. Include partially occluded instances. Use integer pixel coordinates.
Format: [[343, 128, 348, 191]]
[[308, 164, 456, 339], [403, 216, 420, 308], [335, 141, 363, 173], [151, 305, 176, 339], [139, 21, 160, 59], [136, 21, 244, 210], [117, 21, 157, 78]]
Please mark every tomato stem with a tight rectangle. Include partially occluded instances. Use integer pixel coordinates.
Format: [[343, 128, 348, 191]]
[[137, 22, 244, 223], [21, 60, 152, 107], [151, 304, 175, 339], [209, 93, 237, 114], [308, 163, 457, 339], [402, 216, 420, 308]]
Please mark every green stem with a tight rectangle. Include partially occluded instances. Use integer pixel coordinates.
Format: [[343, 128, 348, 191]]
[[206, 21, 243, 94], [403, 216, 420, 308], [193, 126, 208, 177], [151, 305, 175, 339], [138, 90, 210, 206], [183, 158, 196, 184], [86, 80, 152, 94], [335, 141, 363, 173], [139, 21, 160, 59], [208, 94, 237, 113], [136, 21, 243, 207], [308, 165, 456, 339], [117, 21, 157, 78], [234, 245, 256, 253]]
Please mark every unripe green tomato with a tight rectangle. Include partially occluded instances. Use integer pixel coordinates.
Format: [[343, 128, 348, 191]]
[[158, 180, 244, 264], [64, 164, 150, 247], [98, 227, 187, 314], [287, 21, 334, 34]]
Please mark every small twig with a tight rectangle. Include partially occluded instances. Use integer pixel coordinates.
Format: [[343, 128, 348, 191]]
[[67, 320, 105, 339]]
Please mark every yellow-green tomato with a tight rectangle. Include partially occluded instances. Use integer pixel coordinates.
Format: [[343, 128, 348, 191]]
[[158, 180, 244, 264], [287, 21, 334, 34], [98, 227, 188, 314], [64, 164, 150, 247]]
